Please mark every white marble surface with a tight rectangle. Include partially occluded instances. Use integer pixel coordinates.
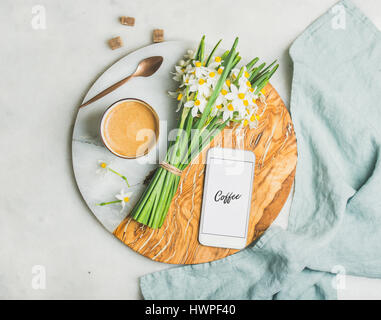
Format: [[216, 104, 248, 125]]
[[72, 41, 189, 233], [1, 0, 381, 300]]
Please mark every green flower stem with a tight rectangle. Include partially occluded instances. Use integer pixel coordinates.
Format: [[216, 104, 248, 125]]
[[195, 35, 205, 62], [205, 39, 222, 67], [97, 200, 122, 206], [249, 62, 265, 82], [255, 60, 277, 79], [246, 57, 259, 71], [107, 167, 130, 187], [130, 168, 162, 220], [221, 50, 229, 60]]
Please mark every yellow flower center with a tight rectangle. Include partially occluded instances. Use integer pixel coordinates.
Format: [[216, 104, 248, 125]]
[[243, 119, 248, 126], [215, 56, 221, 63], [256, 115, 261, 120], [227, 104, 234, 111], [123, 197, 130, 202], [198, 78, 205, 85], [216, 104, 223, 109], [195, 61, 202, 67], [244, 71, 250, 78], [217, 68, 223, 75], [221, 89, 228, 96], [249, 87, 254, 92], [100, 162, 107, 168], [238, 93, 245, 99], [246, 81, 251, 87], [261, 88, 266, 95], [225, 79, 231, 87], [185, 79, 189, 83], [252, 98, 257, 104], [246, 108, 250, 114], [250, 115, 256, 122], [243, 100, 249, 106], [209, 72, 215, 78], [194, 99, 201, 106], [177, 93, 183, 101]]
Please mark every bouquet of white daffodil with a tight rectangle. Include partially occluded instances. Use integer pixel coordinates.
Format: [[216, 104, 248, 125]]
[[131, 36, 278, 229]]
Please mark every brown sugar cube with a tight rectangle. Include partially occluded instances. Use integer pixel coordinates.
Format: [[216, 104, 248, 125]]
[[120, 16, 135, 26], [108, 36, 123, 50], [153, 29, 164, 43]]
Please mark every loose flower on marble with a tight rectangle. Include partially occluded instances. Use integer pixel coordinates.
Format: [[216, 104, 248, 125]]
[[115, 189, 133, 212], [96, 160, 130, 187], [97, 189, 133, 213]]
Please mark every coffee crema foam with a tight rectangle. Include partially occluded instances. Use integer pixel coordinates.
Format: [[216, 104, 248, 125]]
[[102, 100, 159, 158]]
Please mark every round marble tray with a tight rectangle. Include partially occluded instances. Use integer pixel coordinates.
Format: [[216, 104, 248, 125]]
[[72, 41, 297, 264]]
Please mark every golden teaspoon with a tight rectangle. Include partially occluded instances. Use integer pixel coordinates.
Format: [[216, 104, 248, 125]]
[[79, 56, 164, 109]]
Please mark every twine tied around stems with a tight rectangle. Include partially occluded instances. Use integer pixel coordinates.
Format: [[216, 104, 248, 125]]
[[160, 161, 183, 177]]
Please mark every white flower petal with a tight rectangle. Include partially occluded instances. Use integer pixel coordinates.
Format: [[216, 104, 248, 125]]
[[225, 93, 235, 100], [230, 84, 238, 93], [192, 106, 199, 117], [184, 101, 193, 108]]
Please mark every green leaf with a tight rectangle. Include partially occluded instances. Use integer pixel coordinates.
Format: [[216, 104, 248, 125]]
[[252, 72, 269, 88], [260, 60, 277, 75], [249, 62, 265, 82], [252, 60, 277, 82], [195, 35, 205, 62], [254, 76, 269, 94], [267, 64, 279, 79], [234, 66, 245, 84], [246, 57, 259, 70], [205, 39, 222, 67], [221, 50, 229, 60]]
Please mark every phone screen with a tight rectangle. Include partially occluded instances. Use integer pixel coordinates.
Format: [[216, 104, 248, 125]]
[[200, 155, 254, 239]]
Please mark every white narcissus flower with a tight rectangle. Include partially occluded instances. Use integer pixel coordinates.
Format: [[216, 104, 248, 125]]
[[189, 77, 211, 97], [184, 50, 195, 60], [184, 97, 207, 117], [238, 73, 253, 91], [168, 47, 270, 128], [212, 90, 228, 115], [115, 189, 133, 213], [230, 68, 241, 81], [207, 55, 223, 69], [210, 81, 231, 116], [172, 65, 186, 82], [241, 111, 261, 129], [221, 102, 236, 122], [225, 83, 248, 116], [96, 160, 111, 176], [96, 160, 130, 187], [182, 73, 194, 87], [206, 69, 219, 88], [216, 65, 224, 76], [189, 61, 208, 78], [169, 90, 186, 112]]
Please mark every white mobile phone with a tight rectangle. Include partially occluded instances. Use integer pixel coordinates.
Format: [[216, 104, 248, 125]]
[[198, 147, 255, 249]]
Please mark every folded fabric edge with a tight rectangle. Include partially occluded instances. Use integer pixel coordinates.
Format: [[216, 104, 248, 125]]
[[290, 0, 381, 61]]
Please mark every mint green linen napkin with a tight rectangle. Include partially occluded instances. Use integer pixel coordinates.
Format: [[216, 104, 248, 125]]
[[140, 0, 381, 300]]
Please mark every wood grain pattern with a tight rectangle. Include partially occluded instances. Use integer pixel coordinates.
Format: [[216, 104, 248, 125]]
[[113, 83, 297, 264]]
